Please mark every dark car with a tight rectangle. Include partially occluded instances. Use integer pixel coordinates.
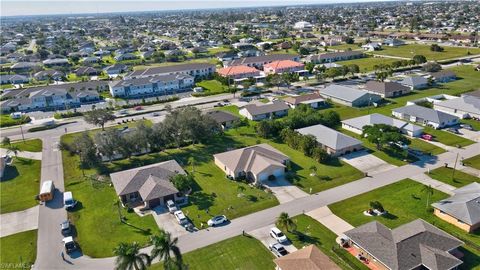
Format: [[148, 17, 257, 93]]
[[269, 243, 288, 257], [63, 237, 77, 254], [61, 220, 71, 236]]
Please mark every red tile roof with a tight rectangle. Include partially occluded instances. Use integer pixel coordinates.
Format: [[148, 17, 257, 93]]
[[264, 60, 304, 70], [217, 65, 260, 77]]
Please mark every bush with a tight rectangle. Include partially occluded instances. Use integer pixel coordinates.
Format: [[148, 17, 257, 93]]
[[369, 201, 385, 212], [120, 96, 179, 109], [54, 111, 84, 119]]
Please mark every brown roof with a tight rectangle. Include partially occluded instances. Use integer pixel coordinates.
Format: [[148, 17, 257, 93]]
[[203, 110, 240, 123], [274, 245, 341, 270], [242, 100, 290, 116], [364, 81, 410, 95], [283, 93, 324, 105]]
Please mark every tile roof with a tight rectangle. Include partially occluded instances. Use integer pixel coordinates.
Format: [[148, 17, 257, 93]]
[[296, 124, 362, 150], [432, 182, 480, 226], [264, 60, 304, 70], [217, 65, 260, 77]]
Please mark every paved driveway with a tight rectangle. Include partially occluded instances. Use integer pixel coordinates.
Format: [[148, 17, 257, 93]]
[[306, 207, 353, 236], [152, 207, 189, 239], [341, 150, 397, 175], [458, 128, 480, 141], [248, 224, 297, 254], [263, 177, 309, 204], [0, 206, 39, 237]]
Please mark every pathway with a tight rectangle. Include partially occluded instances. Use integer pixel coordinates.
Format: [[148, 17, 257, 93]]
[[0, 206, 39, 237], [410, 174, 456, 195], [0, 148, 42, 160], [306, 206, 354, 236]]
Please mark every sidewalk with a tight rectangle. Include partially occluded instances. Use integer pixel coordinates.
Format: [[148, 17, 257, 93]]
[[0, 148, 42, 160], [0, 206, 39, 237], [410, 174, 456, 195]]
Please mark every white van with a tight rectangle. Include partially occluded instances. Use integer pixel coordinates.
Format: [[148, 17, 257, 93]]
[[63, 191, 77, 210], [39, 180, 54, 202]]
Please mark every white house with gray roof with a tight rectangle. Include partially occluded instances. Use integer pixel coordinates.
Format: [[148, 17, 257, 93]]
[[400, 76, 429, 90], [392, 104, 459, 129], [433, 96, 480, 119], [125, 63, 215, 79], [109, 74, 194, 98], [239, 100, 289, 120], [320, 84, 382, 107], [296, 124, 363, 156], [342, 113, 424, 137]]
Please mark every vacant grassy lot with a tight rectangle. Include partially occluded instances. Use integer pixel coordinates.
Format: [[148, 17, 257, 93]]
[[283, 215, 368, 270], [372, 44, 480, 60], [463, 155, 480, 170], [336, 56, 399, 73], [150, 235, 275, 270], [0, 230, 37, 269], [195, 80, 229, 95], [329, 179, 480, 253], [427, 167, 479, 188], [1, 139, 43, 152], [0, 158, 41, 214], [0, 114, 31, 128], [409, 138, 446, 155]]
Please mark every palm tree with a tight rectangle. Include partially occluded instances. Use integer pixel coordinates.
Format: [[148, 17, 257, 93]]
[[113, 242, 151, 270], [150, 230, 183, 269], [421, 185, 434, 210], [6, 145, 20, 157], [277, 212, 296, 232]]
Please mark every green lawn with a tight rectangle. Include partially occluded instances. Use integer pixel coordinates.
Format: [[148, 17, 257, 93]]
[[0, 158, 41, 214], [195, 80, 229, 95], [409, 138, 446, 155], [329, 179, 480, 268], [371, 44, 480, 61], [0, 83, 14, 90], [207, 47, 231, 55], [423, 126, 474, 147], [464, 155, 480, 170], [0, 114, 31, 128], [1, 139, 43, 152], [283, 215, 368, 270], [0, 230, 37, 269], [149, 235, 275, 270], [426, 167, 479, 188], [218, 105, 241, 116], [336, 56, 399, 73], [327, 43, 363, 51]]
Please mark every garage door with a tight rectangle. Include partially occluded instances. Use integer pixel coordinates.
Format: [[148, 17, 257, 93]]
[[258, 173, 268, 182], [273, 168, 284, 177]]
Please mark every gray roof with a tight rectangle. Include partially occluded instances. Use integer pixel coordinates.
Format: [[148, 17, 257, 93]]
[[110, 160, 185, 199], [309, 51, 363, 61], [435, 96, 480, 115], [110, 73, 193, 88], [283, 93, 325, 105], [365, 81, 410, 95], [400, 76, 428, 87], [393, 104, 459, 124], [126, 63, 215, 78], [204, 110, 239, 123], [462, 90, 480, 99], [342, 113, 423, 134], [242, 100, 289, 116], [431, 70, 456, 80], [432, 182, 480, 226], [1, 81, 108, 99], [10, 62, 40, 69], [320, 84, 380, 103], [226, 54, 299, 66], [345, 219, 464, 270], [296, 124, 362, 150]]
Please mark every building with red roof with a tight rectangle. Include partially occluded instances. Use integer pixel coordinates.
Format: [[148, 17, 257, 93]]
[[217, 65, 261, 79], [263, 60, 305, 75]]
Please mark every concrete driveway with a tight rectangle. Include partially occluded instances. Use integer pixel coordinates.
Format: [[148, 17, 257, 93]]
[[248, 224, 297, 254], [306, 206, 353, 236], [263, 177, 309, 204], [0, 206, 39, 237], [458, 128, 480, 141], [152, 206, 189, 239], [341, 150, 397, 175]]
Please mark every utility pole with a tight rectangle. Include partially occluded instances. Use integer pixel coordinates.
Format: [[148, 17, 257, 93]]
[[451, 153, 459, 181], [20, 125, 25, 142]]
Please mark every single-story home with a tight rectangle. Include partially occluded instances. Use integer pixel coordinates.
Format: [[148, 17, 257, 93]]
[[203, 109, 240, 129], [0, 74, 29, 84], [110, 160, 186, 209], [274, 245, 341, 270], [433, 96, 480, 119], [342, 113, 424, 137], [382, 38, 405, 47], [344, 219, 464, 270], [213, 143, 289, 184], [263, 60, 305, 75], [362, 42, 382, 51], [33, 70, 64, 81], [296, 124, 363, 156], [217, 65, 261, 79], [392, 104, 459, 129], [364, 81, 411, 98], [320, 84, 382, 107], [431, 70, 456, 83], [307, 51, 364, 64], [432, 182, 480, 233], [239, 100, 289, 121], [400, 76, 429, 90], [283, 93, 326, 109]]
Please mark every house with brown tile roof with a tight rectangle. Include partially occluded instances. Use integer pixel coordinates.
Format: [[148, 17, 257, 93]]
[[274, 245, 341, 270], [263, 60, 305, 75], [283, 93, 326, 109], [217, 65, 261, 79]]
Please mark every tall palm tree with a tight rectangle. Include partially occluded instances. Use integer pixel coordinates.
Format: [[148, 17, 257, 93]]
[[150, 230, 183, 269], [421, 185, 434, 210], [277, 212, 296, 232], [113, 242, 151, 270]]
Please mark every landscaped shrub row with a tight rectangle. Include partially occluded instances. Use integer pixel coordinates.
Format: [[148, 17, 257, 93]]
[[54, 111, 84, 119], [119, 96, 179, 109]]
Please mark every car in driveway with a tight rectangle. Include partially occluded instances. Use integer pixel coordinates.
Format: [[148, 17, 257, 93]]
[[62, 236, 77, 254], [270, 227, 288, 243], [460, 124, 474, 131], [61, 220, 71, 236], [166, 200, 178, 213], [421, 134, 433, 141], [174, 210, 188, 225], [207, 215, 228, 227], [268, 243, 288, 257]]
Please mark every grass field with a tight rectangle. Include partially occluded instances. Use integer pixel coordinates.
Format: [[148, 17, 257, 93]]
[[1, 139, 43, 152], [0, 230, 37, 269], [423, 126, 474, 147], [426, 167, 479, 188], [409, 138, 446, 155], [336, 56, 399, 73], [195, 80, 229, 95], [371, 44, 480, 60], [329, 179, 480, 265], [0, 114, 31, 128], [464, 155, 480, 170], [149, 235, 275, 270], [0, 158, 41, 214]]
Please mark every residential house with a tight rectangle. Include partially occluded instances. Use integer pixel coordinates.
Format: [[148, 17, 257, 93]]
[[344, 219, 464, 270], [364, 81, 411, 98], [109, 74, 194, 98], [110, 160, 186, 209], [224, 54, 300, 68], [213, 143, 289, 184], [274, 245, 341, 270], [431, 70, 456, 83], [296, 124, 363, 156], [433, 96, 480, 119], [382, 38, 405, 46], [293, 21, 313, 32], [203, 110, 240, 129], [342, 113, 424, 137], [75, 66, 100, 77], [400, 76, 429, 90], [307, 51, 364, 64], [104, 64, 128, 76], [43, 58, 69, 67], [392, 104, 459, 129], [432, 182, 480, 233], [263, 60, 305, 75], [33, 70, 64, 81], [115, 53, 138, 61], [362, 43, 381, 51], [239, 100, 290, 120], [0, 74, 29, 84], [320, 84, 382, 107], [10, 62, 40, 73], [126, 63, 215, 80], [217, 65, 261, 79], [283, 93, 326, 109], [82, 56, 101, 64]]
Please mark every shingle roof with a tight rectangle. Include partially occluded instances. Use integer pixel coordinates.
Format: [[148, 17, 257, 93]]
[[432, 182, 480, 226], [393, 104, 459, 124], [435, 96, 480, 115], [342, 113, 423, 134], [274, 245, 341, 270], [400, 76, 428, 87], [126, 63, 215, 78], [296, 124, 362, 150], [283, 93, 324, 105], [242, 100, 289, 116], [226, 54, 299, 66], [320, 84, 378, 103], [110, 73, 193, 88], [365, 81, 410, 95], [345, 219, 464, 270], [203, 110, 239, 123], [431, 70, 456, 80]]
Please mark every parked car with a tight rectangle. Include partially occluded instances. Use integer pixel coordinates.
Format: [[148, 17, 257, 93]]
[[207, 215, 228, 227], [134, 106, 143, 111], [446, 128, 460, 134], [152, 112, 161, 117], [174, 210, 188, 225], [270, 227, 288, 243], [166, 200, 178, 213], [63, 191, 77, 210], [62, 236, 77, 254], [268, 243, 288, 257], [460, 124, 474, 131], [421, 134, 433, 141], [119, 109, 128, 115], [60, 220, 71, 236]]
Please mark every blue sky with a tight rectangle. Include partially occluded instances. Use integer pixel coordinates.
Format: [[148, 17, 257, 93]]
[[1, 0, 387, 17]]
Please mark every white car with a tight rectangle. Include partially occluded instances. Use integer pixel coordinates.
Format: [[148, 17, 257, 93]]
[[270, 227, 288, 243], [269, 243, 288, 257], [174, 210, 188, 225], [207, 215, 228, 227], [166, 200, 178, 213]]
